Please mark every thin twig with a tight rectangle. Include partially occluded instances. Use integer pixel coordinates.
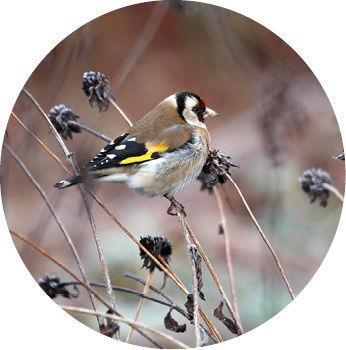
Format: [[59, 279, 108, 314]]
[[124, 273, 219, 344], [112, 1, 168, 93], [126, 270, 154, 343], [322, 183, 344, 203], [9, 229, 163, 348], [176, 209, 201, 346], [226, 173, 295, 300], [69, 120, 112, 142], [11, 111, 71, 174], [22, 88, 118, 321], [214, 186, 242, 328], [4, 143, 102, 329], [108, 97, 133, 127], [181, 214, 244, 335], [62, 306, 189, 349]]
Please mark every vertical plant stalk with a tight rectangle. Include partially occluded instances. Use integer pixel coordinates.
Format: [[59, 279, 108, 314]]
[[22, 88, 118, 320], [322, 183, 344, 203], [4, 143, 102, 329], [214, 186, 242, 328], [176, 209, 202, 347], [126, 270, 154, 343], [226, 173, 295, 300], [181, 214, 244, 335], [9, 229, 164, 348], [112, 1, 168, 93]]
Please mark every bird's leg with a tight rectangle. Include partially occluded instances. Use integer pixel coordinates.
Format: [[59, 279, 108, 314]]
[[165, 195, 186, 217]]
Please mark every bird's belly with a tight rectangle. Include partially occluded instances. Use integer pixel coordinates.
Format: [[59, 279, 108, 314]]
[[128, 148, 207, 198]]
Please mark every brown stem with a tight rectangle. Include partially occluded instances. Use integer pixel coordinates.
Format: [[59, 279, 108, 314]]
[[4, 143, 102, 329], [214, 186, 242, 328], [126, 270, 154, 343], [69, 120, 112, 142], [176, 210, 201, 346], [226, 173, 295, 300], [9, 229, 163, 348], [182, 215, 244, 335], [22, 88, 119, 322], [61, 305, 188, 349], [322, 183, 344, 203], [108, 97, 133, 127]]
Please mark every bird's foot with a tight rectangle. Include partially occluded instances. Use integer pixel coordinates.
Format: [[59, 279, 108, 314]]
[[166, 196, 186, 217]]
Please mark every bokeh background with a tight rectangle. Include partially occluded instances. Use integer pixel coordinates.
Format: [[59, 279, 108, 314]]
[[1, 0, 344, 348]]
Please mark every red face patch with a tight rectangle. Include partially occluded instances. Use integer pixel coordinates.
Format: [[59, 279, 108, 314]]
[[193, 99, 207, 123]]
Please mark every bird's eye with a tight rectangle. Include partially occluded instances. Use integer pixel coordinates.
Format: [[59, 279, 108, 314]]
[[192, 107, 198, 113]]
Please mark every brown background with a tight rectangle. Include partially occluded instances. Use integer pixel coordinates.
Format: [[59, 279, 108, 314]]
[[1, 1, 344, 347]]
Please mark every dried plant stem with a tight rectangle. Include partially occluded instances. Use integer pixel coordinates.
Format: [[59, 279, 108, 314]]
[[11, 111, 71, 174], [226, 173, 295, 300], [9, 229, 163, 348], [22, 88, 118, 319], [112, 1, 168, 93], [4, 143, 102, 329], [13, 103, 222, 343], [181, 215, 244, 335], [61, 306, 188, 349], [124, 273, 219, 344], [214, 186, 242, 328], [176, 210, 201, 346], [126, 270, 154, 343], [108, 97, 133, 127], [69, 120, 112, 142], [322, 183, 344, 203]]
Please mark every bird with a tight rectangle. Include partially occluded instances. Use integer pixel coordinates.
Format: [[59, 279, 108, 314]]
[[54, 91, 219, 215]]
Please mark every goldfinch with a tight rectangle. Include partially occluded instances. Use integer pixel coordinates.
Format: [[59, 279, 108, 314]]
[[54, 91, 219, 214]]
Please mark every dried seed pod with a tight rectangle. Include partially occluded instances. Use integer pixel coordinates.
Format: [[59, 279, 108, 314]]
[[197, 148, 238, 193], [38, 274, 79, 299], [82, 71, 114, 112], [299, 168, 332, 207], [48, 104, 81, 140], [139, 235, 172, 272]]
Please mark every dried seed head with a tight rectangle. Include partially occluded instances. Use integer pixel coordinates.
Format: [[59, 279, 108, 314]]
[[82, 71, 114, 112], [299, 168, 332, 207], [48, 104, 81, 140], [139, 235, 172, 272], [197, 148, 238, 193], [38, 274, 78, 299]]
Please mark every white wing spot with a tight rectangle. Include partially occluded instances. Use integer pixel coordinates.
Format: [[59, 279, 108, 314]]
[[127, 137, 136, 142], [108, 154, 116, 159], [115, 145, 126, 150]]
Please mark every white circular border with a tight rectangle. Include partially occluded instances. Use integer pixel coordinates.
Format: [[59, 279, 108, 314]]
[[0, 1, 344, 349]]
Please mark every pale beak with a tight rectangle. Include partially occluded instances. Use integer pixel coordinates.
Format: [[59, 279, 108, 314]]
[[204, 107, 220, 119]]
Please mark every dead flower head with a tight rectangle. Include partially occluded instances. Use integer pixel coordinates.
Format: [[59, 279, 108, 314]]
[[197, 148, 238, 193], [139, 235, 172, 272], [82, 71, 114, 112], [48, 104, 81, 140], [299, 168, 332, 207], [38, 274, 79, 299]]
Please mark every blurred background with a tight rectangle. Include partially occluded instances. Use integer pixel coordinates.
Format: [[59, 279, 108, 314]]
[[1, 0, 344, 347]]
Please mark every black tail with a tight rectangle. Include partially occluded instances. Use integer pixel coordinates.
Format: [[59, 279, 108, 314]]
[[54, 174, 83, 189]]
